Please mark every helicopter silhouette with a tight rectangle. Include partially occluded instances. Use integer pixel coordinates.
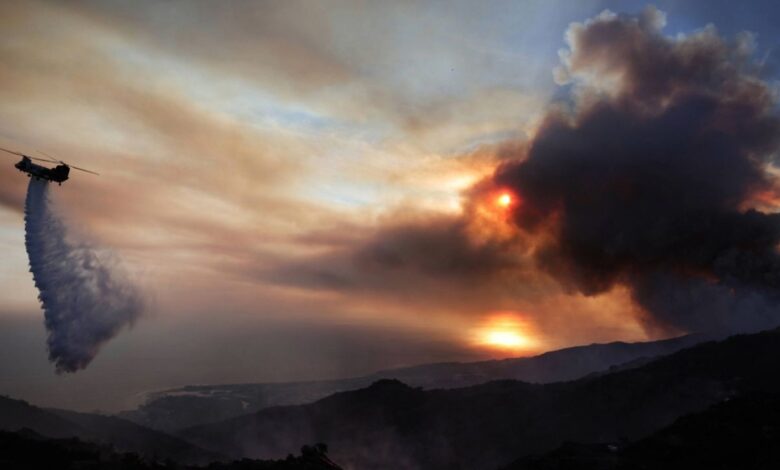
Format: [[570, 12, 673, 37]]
[[1, 147, 98, 185]]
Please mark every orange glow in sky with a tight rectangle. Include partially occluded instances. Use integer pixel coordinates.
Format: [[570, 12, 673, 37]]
[[472, 312, 538, 354], [484, 330, 528, 348], [497, 192, 513, 208]]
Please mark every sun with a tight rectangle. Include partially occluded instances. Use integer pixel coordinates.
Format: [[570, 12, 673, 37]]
[[473, 312, 538, 353], [497, 193, 513, 208], [484, 330, 528, 348]]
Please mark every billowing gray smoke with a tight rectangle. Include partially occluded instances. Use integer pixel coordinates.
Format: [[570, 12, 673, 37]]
[[24, 179, 143, 373], [496, 8, 780, 334]]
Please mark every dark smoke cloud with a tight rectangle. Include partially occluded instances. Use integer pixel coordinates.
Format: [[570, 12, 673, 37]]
[[263, 8, 780, 337], [266, 214, 534, 308], [352, 217, 517, 281], [276, 216, 517, 290], [496, 7, 780, 334], [25, 179, 143, 372]]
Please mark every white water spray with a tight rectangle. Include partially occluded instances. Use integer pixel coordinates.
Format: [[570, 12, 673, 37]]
[[24, 179, 143, 373]]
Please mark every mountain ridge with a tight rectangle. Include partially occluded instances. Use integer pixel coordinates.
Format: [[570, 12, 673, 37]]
[[121, 333, 704, 431], [503, 392, 780, 469], [176, 328, 780, 469], [0, 394, 221, 465]]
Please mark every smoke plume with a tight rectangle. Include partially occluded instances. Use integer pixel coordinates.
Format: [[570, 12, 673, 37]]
[[24, 179, 143, 373], [496, 8, 780, 334]]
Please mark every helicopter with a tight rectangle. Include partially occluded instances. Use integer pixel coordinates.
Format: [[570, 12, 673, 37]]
[[1, 146, 98, 185]]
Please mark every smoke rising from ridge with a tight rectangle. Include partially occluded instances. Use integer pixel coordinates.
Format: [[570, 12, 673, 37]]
[[24, 179, 143, 373], [496, 7, 780, 334]]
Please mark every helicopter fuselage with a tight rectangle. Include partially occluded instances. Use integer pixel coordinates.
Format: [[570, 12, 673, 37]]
[[15, 156, 69, 184]]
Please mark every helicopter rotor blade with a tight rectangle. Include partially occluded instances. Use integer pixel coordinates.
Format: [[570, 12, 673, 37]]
[[0, 146, 26, 157], [40, 150, 99, 175], [3, 146, 100, 175], [69, 165, 100, 176], [0, 146, 56, 163], [28, 156, 60, 163], [36, 150, 61, 164]]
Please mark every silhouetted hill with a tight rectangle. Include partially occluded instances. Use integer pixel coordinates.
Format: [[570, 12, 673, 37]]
[[0, 428, 152, 470], [504, 393, 780, 469], [0, 429, 342, 470], [177, 328, 780, 470], [122, 334, 702, 431], [370, 333, 703, 386], [623, 393, 780, 470], [50, 408, 225, 464], [0, 394, 84, 438], [0, 395, 220, 464]]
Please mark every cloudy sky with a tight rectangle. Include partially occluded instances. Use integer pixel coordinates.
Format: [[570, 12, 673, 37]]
[[1, 0, 779, 412]]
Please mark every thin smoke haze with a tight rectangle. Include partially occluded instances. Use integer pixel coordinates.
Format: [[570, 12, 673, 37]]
[[24, 179, 143, 373]]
